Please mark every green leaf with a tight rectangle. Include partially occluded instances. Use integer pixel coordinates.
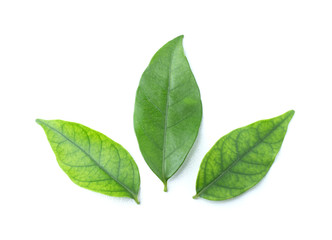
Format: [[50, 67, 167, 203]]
[[194, 110, 295, 201], [36, 119, 140, 204], [134, 35, 202, 191]]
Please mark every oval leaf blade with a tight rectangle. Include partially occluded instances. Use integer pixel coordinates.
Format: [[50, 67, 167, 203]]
[[194, 110, 295, 201], [134, 35, 202, 191], [37, 119, 140, 203]]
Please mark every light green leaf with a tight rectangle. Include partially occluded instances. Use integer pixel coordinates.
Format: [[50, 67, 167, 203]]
[[194, 110, 294, 201], [134, 35, 202, 191], [37, 119, 140, 204]]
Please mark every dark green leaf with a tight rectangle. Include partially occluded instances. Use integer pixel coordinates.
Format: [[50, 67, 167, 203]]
[[37, 119, 140, 203], [194, 110, 294, 201], [134, 35, 202, 191]]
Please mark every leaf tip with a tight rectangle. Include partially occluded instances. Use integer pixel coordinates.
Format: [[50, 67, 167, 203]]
[[286, 110, 295, 120], [173, 35, 184, 43], [134, 196, 140, 204], [193, 194, 199, 199]]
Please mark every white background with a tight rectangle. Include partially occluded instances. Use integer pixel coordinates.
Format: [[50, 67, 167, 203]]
[[1, 1, 331, 239]]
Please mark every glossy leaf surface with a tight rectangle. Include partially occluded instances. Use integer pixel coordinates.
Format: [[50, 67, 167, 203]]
[[134, 35, 202, 191], [194, 110, 294, 201], [37, 119, 140, 203]]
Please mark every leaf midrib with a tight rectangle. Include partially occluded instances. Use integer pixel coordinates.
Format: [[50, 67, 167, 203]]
[[161, 45, 177, 185], [39, 120, 137, 199], [195, 114, 290, 197]]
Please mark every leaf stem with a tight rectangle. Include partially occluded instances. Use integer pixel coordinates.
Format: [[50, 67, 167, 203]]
[[193, 194, 199, 199], [163, 182, 168, 192]]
